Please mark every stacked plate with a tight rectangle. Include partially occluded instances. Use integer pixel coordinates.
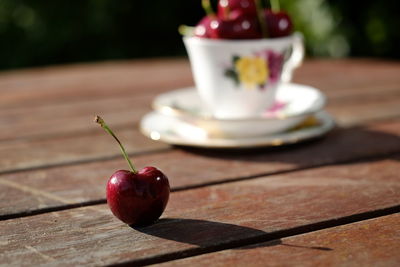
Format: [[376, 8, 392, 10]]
[[140, 83, 334, 148]]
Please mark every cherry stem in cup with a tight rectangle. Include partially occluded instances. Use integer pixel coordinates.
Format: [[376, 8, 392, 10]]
[[270, 0, 280, 12], [94, 115, 138, 174], [255, 0, 268, 38], [178, 25, 195, 36], [202, 0, 215, 16], [224, 6, 231, 20]]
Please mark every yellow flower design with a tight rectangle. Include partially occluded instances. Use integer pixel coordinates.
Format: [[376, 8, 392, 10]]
[[235, 57, 269, 89]]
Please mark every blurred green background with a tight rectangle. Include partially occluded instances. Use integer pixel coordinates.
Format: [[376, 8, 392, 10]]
[[0, 0, 399, 70]]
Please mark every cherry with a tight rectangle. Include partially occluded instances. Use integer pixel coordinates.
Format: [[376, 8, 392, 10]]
[[189, 0, 293, 39], [194, 16, 214, 38], [217, 0, 257, 19], [95, 116, 170, 226], [209, 15, 261, 39], [106, 168, 170, 226], [197, 0, 261, 40], [264, 9, 293, 38]]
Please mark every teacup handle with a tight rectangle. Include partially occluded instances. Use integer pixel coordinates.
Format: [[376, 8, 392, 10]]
[[281, 32, 305, 83]]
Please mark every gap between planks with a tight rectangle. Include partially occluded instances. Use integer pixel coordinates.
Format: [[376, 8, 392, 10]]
[[0, 122, 134, 144], [1, 67, 399, 144], [1, 90, 399, 144], [1, 150, 399, 222], [0, 147, 172, 176], [1, 115, 399, 176]]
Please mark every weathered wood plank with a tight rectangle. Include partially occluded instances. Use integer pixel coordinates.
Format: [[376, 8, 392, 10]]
[[0, 59, 399, 143], [0, 94, 153, 142], [327, 96, 400, 126], [0, 75, 399, 173], [1, 59, 398, 110], [0, 126, 169, 174], [0, 119, 399, 218], [0, 158, 399, 266], [0, 59, 193, 109], [158, 214, 400, 267], [1, 93, 399, 173], [1, 84, 399, 142], [293, 59, 400, 96]]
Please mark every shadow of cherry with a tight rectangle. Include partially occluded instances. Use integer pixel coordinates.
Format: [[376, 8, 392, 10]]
[[132, 218, 332, 251], [133, 218, 270, 249]]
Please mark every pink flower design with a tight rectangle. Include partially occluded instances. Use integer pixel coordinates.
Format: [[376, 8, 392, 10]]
[[255, 50, 284, 83]]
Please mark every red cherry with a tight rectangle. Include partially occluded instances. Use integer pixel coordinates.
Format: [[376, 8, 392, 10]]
[[95, 116, 170, 226], [209, 15, 262, 39], [107, 167, 170, 226], [217, 0, 257, 19], [264, 9, 293, 38], [194, 16, 214, 38]]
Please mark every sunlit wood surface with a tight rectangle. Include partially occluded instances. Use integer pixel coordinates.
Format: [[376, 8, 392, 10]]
[[0, 58, 399, 266]]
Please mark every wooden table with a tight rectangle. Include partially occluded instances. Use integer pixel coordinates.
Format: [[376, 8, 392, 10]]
[[0, 58, 399, 266]]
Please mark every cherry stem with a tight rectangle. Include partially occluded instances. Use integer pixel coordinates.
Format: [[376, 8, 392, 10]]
[[202, 0, 215, 16], [178, 25, 195, 36], [255, 0, 268, 38], [94, 116, 137, 174], [224, 6, 231, 20], [270, 0, 280, 12]]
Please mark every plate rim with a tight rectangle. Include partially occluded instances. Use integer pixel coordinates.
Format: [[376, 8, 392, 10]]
[[152, 83, 326, 123], [140, 110, 335, 149]]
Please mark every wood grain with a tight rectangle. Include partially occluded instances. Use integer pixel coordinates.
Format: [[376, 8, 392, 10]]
[[1, 120, 399, 217], [158, 213, 400, 267], [293, 59, 400, 96], [0, 59, 399, 143], [0, 126, 169, 173], [1, 58, 398, 110], [0, 94, 153, 142], [0, 59, 193, 109], [0, 157, 399, 266], [1, 86, 399, 142], [327, 88, 400, 126], [0, 59, 398, 174], [1, 58, 399, 266], [0, 97, 398, 175]]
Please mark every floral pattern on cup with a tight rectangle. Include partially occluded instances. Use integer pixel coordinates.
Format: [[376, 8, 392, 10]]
[[224, 50, 284, 90]]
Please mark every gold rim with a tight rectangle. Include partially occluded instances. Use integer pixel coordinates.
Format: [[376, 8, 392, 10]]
[[152, 88, 326, 123], [140, 111, 335, 149]]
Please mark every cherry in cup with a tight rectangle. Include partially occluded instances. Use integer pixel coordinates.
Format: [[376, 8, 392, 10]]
[[264, 9, 293, 38], [94, 116, 170, 226], [217, 0, 257, 19], [194, 16, 214, 38], [192, 0, 293, 39], [197, 0, 261, 39], [209, 15, 261, 39], [195, 15, 261, 39]]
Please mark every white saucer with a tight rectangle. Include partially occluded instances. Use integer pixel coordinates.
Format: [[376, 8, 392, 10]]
[[152, 83, 326, 138], [140, 111, 334, 148]]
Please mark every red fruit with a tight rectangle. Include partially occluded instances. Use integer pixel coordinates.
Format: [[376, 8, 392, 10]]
[[209, 15, 261, 39], [194, 16, 214, 38], [217, 0, 257, 19], [264, 9, 293, 38], [95, 116, 170, 226], [107, 167, 170, 226]]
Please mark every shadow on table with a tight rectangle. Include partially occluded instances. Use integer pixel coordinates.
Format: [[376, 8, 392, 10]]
[[175, 126, 400, 165], [133, 218, 332, 251]]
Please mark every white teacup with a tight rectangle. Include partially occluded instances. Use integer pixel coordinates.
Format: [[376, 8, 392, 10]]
[[183, 33, 304, 119]]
